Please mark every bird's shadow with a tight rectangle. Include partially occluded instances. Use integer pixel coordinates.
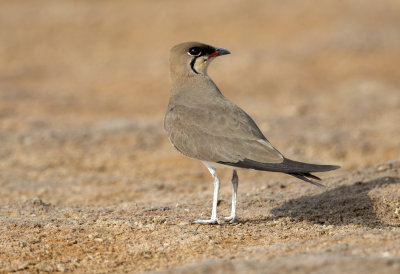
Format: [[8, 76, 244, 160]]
[[243, 176, 399, 227]]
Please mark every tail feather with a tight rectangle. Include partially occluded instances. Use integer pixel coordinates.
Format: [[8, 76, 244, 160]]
[[289, 173, 325, 187], [298, 172, 321, 181]]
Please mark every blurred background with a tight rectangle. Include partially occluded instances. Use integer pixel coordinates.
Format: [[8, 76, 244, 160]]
[[0, 0, 399, 204]]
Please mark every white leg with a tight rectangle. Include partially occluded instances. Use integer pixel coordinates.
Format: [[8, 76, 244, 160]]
[[193, 167, 220, 225], [224, 169, 238, 222]]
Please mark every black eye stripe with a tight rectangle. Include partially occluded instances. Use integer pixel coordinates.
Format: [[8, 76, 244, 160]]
[[187, 46, 217, 57], [188, 47, 202, 56]]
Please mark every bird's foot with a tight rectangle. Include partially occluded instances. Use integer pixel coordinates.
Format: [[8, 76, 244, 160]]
[[192, 218, 221, 225], [223, 216, 237, 223]]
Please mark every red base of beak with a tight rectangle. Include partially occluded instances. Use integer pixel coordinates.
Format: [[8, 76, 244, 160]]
[[208, 48, 231, 58], [208, 51, 220, 58]]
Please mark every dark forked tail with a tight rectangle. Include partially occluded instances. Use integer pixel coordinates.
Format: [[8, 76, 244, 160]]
[[218, 158, 340, 187], [289, 172, 324, 187], [282, 158, 340, 187]]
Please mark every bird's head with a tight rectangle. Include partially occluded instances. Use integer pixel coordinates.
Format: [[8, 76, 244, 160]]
[[170, 42, 230, 79]]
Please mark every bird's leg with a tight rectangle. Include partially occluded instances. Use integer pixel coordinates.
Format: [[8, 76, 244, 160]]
[[192, 167, 220, 225], [224, 169, 239, 222]]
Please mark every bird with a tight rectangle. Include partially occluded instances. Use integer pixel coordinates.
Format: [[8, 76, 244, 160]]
[[164, 41, 340, 225]]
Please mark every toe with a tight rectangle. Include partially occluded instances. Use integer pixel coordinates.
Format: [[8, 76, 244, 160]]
[[224, 216, 237, 223], [192, 218, 220, 225]]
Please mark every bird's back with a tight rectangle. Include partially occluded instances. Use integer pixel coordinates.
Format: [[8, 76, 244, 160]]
[[165, 76, 284, 164]]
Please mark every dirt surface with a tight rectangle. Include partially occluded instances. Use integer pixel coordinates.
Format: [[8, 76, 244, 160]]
[[0, 0, 399, 273]]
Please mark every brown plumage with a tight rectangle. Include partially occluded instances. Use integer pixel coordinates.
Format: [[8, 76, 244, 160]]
[[164, 41, 340, 224]]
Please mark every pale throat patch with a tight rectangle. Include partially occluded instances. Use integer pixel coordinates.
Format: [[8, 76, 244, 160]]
[[192, 56, 213, 75]]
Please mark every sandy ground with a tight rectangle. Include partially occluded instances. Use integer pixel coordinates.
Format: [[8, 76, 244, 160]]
[[0, 0, 399, 273]]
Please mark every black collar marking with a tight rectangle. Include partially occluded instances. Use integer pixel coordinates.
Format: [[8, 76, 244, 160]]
[[190, 56, 200, 74]]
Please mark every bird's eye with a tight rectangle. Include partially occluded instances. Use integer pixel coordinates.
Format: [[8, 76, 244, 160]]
[[188, 47, 202, 56]]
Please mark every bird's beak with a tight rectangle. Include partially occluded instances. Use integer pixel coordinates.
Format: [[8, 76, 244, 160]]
[[208, 48, 231, 58]]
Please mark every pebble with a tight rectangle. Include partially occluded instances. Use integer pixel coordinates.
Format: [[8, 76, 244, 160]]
[[56, 263, 66, 272]]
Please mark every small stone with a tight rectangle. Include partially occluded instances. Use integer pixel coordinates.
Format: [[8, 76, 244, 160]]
[[56, 263, 66, 272], [376, 164, 390, 172]]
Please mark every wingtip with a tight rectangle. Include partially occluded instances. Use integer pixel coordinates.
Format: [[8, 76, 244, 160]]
[[329, 165, 341, 171], [283, 158, 341, 173]]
